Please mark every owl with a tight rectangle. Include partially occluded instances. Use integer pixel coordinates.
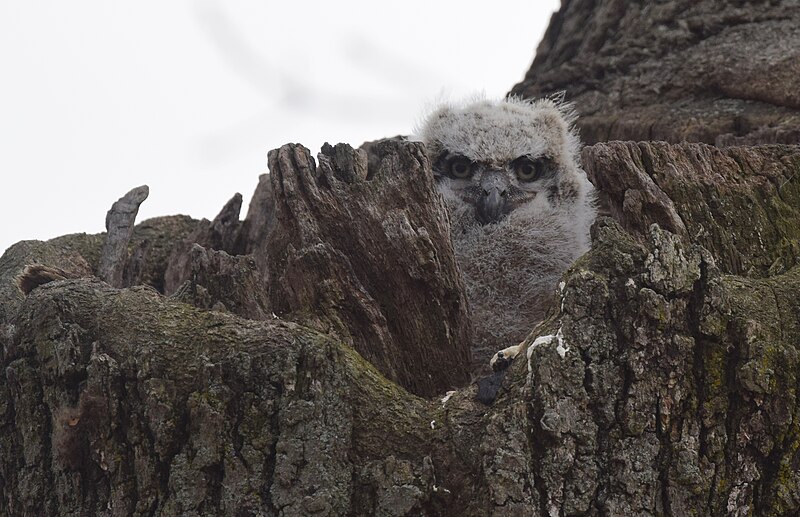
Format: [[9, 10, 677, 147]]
[[415, 96, 596, 373]]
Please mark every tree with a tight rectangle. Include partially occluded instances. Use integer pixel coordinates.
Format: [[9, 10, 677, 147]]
[[2, 2, 800, 515]]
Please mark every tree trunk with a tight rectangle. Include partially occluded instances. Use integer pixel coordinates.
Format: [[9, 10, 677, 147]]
[[511, 0, 800, 145], [263, 142, 472, 397], [2, 139, 799, 516]]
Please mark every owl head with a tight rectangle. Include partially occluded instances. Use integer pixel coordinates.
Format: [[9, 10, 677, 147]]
[[415, 96, 584, 225]]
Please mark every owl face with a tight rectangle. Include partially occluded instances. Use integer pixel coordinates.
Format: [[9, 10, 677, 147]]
[[416, 96, 582, 225], [432, 149, 563, 224]]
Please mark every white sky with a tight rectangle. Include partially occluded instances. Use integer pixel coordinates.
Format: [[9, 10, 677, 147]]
[[0, 1, 559, 255]]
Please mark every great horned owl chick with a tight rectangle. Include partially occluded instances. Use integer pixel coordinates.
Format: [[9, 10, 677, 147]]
[[415, 96, 596, 372]]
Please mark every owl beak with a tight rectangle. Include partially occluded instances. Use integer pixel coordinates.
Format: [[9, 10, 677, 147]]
[[477, 174, 509, 224]]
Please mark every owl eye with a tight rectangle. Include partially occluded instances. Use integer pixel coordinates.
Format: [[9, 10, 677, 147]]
[[448, 157, 474, 179], [513, 156, 550, 182]]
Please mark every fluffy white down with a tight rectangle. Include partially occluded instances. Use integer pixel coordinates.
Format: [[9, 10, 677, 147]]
[[416, 95, 596, 372], [413, 95, 580, 169], [439, 179, 593, 366]]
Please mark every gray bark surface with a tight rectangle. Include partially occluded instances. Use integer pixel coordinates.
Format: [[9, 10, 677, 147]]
[[121, 215, 201, 293], [163, 193, 244, 295], [263, 142, 472, 397], [512, 0, 800, 145], [583, 142, 800, 277], [98, 186, 149, 287], [168, 243, 271, 320]]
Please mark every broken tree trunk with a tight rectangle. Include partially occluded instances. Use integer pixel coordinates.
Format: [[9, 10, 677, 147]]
[[2, 140, 799, 516], [163, 193, 245, 295], [98, 185, 149, 288], [262, 141, 472, 397]]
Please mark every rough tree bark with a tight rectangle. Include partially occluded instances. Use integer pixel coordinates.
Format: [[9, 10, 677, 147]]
[[263, 142, 471, 397], [98, 186, 150, 288], [163, 193, 245, 295], [2, 140, 799, 516], [512, 0, 800, 145]]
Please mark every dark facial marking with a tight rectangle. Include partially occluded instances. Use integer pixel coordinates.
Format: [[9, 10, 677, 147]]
[[433, 152, 478, 181], [512, 155, 557, 182], [547, 186, 560, 204]]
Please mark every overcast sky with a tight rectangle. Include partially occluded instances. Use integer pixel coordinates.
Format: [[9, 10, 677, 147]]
[[0, 1, 559, 255]]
